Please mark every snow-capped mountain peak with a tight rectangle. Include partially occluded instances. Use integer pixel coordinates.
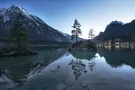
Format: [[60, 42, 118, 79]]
[[0, 5, 73, 42], [9, 5, 31, 15], [0, 5, 33, 23], [8, 5, 33, 20]]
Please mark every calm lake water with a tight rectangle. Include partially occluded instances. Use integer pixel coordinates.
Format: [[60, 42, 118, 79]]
[[0, 47, 135, 90]]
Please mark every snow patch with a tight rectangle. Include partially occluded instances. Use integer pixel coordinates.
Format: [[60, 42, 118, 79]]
[[0, 8, 6, 16], [3, 16, 10, 22], [10, 5, 31, 15]]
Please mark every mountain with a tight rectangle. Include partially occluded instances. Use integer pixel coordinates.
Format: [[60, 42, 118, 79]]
[[94, 20, 135, 42], [0, 5, 83, 43], [58, 31, 86, 42], [93, 32, 103, 42]]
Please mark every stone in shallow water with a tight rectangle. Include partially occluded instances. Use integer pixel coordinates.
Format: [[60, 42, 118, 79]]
[[43, 84, 48, 90], [57, 65, 60, 68], [52, 77, 56, 81], [62, 86, 66, 90], [100, 77, 107, 85], [84, 70, 87, 73], [102, 79, 107, 84], [82, 83, 93, 90], [88, 86, 93, 90], [82, 83, 88, 88], [0, 79, 8, 85]]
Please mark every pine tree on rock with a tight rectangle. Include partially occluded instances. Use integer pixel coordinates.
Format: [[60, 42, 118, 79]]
[[71, 19, 82, 42], [10, 22, 29, 50]]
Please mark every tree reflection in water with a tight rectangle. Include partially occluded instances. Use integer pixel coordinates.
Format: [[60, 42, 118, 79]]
[[69, 57, 97, 80], [88, 59, 96, 72], [69, 59, 87, 80]]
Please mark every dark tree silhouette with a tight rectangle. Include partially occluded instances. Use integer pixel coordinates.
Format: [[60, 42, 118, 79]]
[[69, 59, 86, 80], [71, 19, 82, 42], [10, 23, 29, 50], [88, 28, 95, 40]]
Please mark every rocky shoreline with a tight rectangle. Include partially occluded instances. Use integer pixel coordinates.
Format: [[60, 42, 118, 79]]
[[69, 40, 97, 52], [0, 49, 38, 57]]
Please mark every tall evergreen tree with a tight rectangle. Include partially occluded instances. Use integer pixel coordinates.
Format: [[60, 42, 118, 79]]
[[88, 28, 95, 40], [10, 23, 29, 50], [71, 19, 82, 42]]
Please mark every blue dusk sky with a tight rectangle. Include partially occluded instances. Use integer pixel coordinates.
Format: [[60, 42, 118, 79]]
[[0, 0, 135, 38]]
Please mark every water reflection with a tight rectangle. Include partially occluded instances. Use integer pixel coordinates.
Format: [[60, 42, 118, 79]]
[[104, 45, 112, 50], [0, 48, 68, 87], [115, 45, 120, 49], [97, 47, 135, 68], [0, 68, 27, 86], [130, 45, 134, 50], [70, 51, 96, 60], [89, 59, 96, 72], [69, 59, 87, 80], [103, 44, 135, 50], [1, 48, 135, 90], [69, 51, 97, 80]]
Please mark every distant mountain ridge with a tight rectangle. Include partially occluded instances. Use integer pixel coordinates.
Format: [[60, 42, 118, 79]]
[[0, 5, 84, 43], [94, 20, 135, 42], [58, 31, 86, 42]]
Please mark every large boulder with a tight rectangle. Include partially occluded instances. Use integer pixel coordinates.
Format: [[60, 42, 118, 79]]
[[69, 40, 97, 51]]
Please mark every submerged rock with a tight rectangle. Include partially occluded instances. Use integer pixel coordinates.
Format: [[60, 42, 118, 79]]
[[57, 65, 60, 68], [52, 77, 56, 81], [101, 78, 107, 85], [82, 83, 87, 88], [82, 83, 93, 90], [0, 79, 8, 85]]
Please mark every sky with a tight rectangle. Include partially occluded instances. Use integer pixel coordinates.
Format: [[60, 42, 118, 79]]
[[0, 0, 135, 38]]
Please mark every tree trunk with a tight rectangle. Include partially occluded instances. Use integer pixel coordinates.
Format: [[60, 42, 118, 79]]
[[17, 37, 21, 50], [76, 32, 78, 43]]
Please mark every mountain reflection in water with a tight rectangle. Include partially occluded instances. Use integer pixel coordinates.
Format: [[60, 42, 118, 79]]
[[0, 47, 135, 90], [98, 47, 135, 68]]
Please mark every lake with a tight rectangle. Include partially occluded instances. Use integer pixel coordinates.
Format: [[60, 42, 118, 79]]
[[0, 47, 135, 90]]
